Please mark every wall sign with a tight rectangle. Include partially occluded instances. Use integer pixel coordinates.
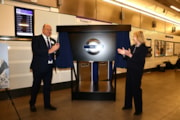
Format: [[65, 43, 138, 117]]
[[0, 43, 9, 89]]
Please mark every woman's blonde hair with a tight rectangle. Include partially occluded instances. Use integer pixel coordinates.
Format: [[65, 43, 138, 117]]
[[133, 31, 145, 44]]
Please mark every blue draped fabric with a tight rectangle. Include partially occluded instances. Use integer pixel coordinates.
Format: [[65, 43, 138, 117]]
[[55, 31, 130, 78], [114, 31, 131, 68], [109, 61, 113, 80], [55, 32, 73, 68], [93, 62, 98, 83]]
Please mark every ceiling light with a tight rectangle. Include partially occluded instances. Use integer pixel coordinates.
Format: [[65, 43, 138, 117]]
[[103, 0, 180, 26], [170, 5, 180, 12]]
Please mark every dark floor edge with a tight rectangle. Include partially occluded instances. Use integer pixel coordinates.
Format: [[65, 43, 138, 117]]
[[72, 92, 116, 101], [0, 81, 73, 100]]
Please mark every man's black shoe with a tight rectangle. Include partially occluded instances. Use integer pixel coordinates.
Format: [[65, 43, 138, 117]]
[[122, 106, 132, 110], [44, 105, 57, 111], [30, 105, 37, 112]]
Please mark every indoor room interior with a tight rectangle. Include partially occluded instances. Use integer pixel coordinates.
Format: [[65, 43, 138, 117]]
[[0, 0, 180, 120]]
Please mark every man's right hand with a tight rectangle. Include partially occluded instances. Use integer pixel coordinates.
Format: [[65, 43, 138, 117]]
[[48, 43, 60, 54]]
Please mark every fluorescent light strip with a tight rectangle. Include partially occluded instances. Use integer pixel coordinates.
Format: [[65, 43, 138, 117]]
[[103, 0, 180, 26], [170, 5, 180, 12]]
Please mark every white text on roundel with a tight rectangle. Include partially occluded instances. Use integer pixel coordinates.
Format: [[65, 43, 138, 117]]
[[84, 38, 104, 55]]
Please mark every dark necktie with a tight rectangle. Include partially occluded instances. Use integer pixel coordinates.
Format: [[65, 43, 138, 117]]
[[47, 37, 53, 62], [47, 37, 51, 49]]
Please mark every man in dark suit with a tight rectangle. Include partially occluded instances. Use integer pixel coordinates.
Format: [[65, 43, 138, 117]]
[[29, 24, 60, 112]]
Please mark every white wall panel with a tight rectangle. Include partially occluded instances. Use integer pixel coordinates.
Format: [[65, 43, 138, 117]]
[[0, 4, 14, 36], [58, 14, 77, 25], [52, 69, 72, 83], [2, 40, 74, 89], [34, 10, 59, 40]]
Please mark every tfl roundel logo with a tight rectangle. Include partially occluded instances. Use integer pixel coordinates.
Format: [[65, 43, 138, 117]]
[[84, 38, 104, 55]]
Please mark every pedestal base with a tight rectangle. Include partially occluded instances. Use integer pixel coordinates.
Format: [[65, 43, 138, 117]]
[[71, 81, 116, 101]]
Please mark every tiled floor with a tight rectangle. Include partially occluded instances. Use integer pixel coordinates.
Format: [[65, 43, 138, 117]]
[[0, 69, 180, 120]]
